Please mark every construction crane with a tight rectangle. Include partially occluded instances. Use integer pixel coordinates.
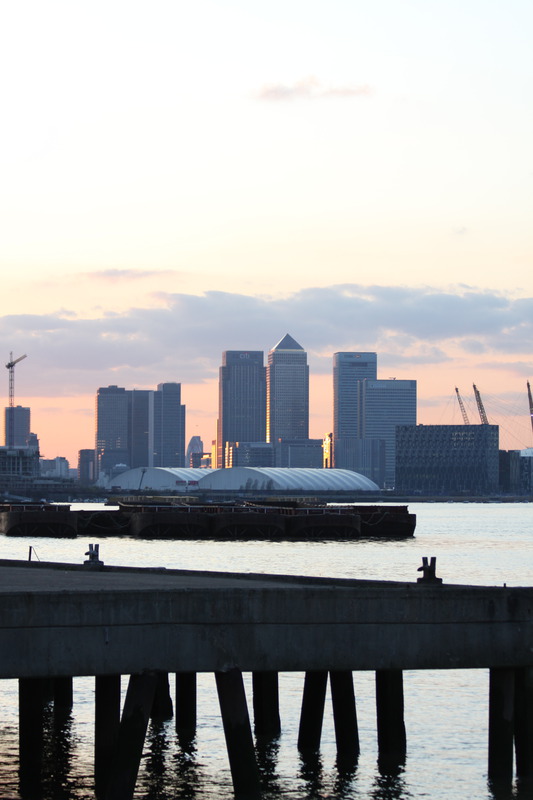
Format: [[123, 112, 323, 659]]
[[527, 381, 533, 438], [455, 387, 470, 425], [5, 352, 27, 447], [473, 384, 489, 425]]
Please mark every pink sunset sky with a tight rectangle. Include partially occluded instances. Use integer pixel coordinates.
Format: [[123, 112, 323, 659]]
[[1, 0, 532, 464]]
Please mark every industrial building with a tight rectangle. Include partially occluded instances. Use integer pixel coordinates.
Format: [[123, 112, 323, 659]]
[[395, 424, 500, 495]]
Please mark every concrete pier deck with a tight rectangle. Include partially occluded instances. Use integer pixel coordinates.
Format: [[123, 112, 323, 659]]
[[0, 558, 531, 678], [2, 558, 533, 797]]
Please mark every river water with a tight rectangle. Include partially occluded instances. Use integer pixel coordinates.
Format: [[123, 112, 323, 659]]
[[0, 502, 531, 800]]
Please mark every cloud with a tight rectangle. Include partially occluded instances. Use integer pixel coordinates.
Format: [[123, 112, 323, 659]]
[[255, 76, 373, 101], [0, 284, 531, 397], [82, 269, 175, 282]]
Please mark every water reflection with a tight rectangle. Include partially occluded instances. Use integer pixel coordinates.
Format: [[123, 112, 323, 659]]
[[370, 766, 410, 800], [297, 750, 323, 797], [255, 736, 281, 796]]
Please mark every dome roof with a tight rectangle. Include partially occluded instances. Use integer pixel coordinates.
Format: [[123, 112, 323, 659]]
[[105, 467, 215, 491], [198, 467, 379, 492], [106, 466, 379, 493]]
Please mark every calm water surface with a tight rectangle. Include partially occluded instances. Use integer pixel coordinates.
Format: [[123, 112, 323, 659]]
[[0, 502, 531, 799]]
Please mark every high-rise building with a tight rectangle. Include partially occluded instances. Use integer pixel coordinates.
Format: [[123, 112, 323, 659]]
[[267, 334, 309, 445], [216, 351, 266, 468], [95, 383, 185, 477], [186, 435, 204, 467], [332, 352, 416, 486], [361, 379, 417, 487], [333, 352, 377, 441], [78, 449, 95, 485], [95, 386, 130, 477], [153, 383, 185, 468], [333, 352, 377, 471], [4, 405, 31, 447]]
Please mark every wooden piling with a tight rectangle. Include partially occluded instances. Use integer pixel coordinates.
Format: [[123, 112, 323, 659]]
[[53, 676, 73, 726], [298, 670, 328, 752], [252, 671, 281, 739], [104, 672, 158, 800], [375, 669, 406, 770], [175, 672, 197, 737], [215, 668, 261, 800], [514, 667, 533, 780], [19, 677, 46, 795], [151, 671, 173, 722], [330, 670, 359, 764], [95, 674, 121, 796], [488, 667, 515, 783]]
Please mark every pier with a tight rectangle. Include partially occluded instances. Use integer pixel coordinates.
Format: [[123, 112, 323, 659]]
[[0, 557, 532, 798]]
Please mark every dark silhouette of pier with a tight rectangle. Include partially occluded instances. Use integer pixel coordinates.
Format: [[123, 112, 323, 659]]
[[0, 556, 531, 798]]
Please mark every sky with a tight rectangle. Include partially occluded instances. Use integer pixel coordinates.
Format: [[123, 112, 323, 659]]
[[1, 0, 532, 463]]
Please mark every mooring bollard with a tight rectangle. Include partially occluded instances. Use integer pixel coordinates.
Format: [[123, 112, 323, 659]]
[[84, 543, 104, 570], [417, 556, 442, 584]]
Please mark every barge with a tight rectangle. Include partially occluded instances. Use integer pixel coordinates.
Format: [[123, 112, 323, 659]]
[[0, 502, 416, 540]]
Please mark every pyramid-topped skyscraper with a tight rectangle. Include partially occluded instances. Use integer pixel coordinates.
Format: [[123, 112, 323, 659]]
[[266, 334, 309, 445]]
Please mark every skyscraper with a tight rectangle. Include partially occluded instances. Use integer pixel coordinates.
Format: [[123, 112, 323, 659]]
[[95, 383, 185, 477], [360, 379, 417, 487], [332, 352, 416, 487], [267, 334, 309, 445], [216, 351, 266, 468], [95, 386, 130, 477], [333, 352, 377, 442]]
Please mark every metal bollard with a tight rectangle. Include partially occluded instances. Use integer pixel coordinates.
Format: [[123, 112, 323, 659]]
[[417, 556, 442, 584], [83, 543, 104, 570]]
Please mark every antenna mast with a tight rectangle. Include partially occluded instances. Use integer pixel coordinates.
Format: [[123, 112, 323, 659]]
[[455, 387, 470, 425], [473, 384, 489, 425]]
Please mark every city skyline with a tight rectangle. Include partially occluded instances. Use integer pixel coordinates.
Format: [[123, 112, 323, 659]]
[[2, 337, 532, 467], [1, 1, 531, 462]]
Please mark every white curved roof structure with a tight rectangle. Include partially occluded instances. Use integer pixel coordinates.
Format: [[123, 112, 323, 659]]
[[106, 467, 379, 493], [106, 467, 215, 492], [198, 467, 379, 492]]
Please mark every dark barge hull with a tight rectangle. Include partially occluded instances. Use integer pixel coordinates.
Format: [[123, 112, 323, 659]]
[[0, 503, 416, 540]]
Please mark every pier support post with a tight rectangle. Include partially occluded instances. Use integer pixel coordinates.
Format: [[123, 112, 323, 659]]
[[175, 672, 197, 737], [330, 670, 359, 765], [488, 667, 515, 781], [215, 668, 261, 800], [514, 667, 533, 780], [151, 672, 173, 722], [298, 671, 328, 752], [19, 677, 46, 795], [375, 669, 406, 770], [53, 676, 73, 725], [104, 672, 158, 800], [252, 671, 281, 739], [488, 667, 515, 783], [95, 674, 121, 796]]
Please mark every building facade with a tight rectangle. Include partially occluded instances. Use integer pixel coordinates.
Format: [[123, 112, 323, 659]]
[[333, 352, 377, 471], [4, 405, 31, 448], [216, 351, 266, 468], [95, 383, 185, 477], [395, 424, 499, 495], [361, 379, 417, 487], [332, 352, 416, 487], [267, 334, 309, 445]]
